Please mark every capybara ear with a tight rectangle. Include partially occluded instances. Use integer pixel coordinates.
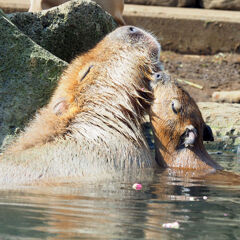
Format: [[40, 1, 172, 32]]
[[53, 98, 68, 116], [203, 124, 214, 142]]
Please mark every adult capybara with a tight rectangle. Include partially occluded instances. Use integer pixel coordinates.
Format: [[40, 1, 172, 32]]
[[1, 26, 161, 186], [150, 72, 223, 173], [29, 0, 126, 26]]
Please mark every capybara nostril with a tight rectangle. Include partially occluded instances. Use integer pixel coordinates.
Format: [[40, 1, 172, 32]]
[[182, 125, 197, 147], [129, 26, 137, 33], [127, 26, 142, 37], [150, 71, 171, 89]]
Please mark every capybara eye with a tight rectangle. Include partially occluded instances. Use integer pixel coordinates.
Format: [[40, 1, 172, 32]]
[[171, 99, 181, 114]]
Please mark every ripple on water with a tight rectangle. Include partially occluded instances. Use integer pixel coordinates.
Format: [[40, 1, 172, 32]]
[[0, 151, 239, 240]]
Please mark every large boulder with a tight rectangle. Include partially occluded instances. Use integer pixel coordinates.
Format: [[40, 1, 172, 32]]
[[199, 0, 240, 10], [8, 0, 118, 62], [124, 0, 197, 7], [0, 10, 68, 151]]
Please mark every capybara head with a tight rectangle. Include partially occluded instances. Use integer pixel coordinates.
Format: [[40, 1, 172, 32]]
[[150, 72, 223, 172], [52, 26, 162, 122], [105, 26, 161, 65]]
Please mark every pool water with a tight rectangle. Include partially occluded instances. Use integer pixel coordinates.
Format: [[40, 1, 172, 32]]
[[0, 152, 239, 240]]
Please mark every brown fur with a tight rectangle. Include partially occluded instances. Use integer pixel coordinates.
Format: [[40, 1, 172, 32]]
[[150, 72, 223, 173], [1, 26, 160, 186], [29, 0, 126, 26]]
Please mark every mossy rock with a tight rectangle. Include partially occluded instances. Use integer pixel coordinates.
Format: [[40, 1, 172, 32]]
[[8, 0, 118, 62], [0, 10, 68, 151]]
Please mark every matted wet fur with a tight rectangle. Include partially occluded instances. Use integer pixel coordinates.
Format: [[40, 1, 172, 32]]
[[1, 26, 161, 186], [150, 72, 223, 173]]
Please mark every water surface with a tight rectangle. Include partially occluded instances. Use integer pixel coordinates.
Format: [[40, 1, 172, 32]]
[[0, 151, 239, 240]]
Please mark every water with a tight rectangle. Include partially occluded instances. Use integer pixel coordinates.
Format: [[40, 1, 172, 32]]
[[0, 152, 239, 240]]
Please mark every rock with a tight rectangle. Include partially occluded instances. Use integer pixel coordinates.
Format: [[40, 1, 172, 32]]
[[8, 0, 118, 62], [212, 90, 240, 103], [198, 102, 240, 145], [124, 0, 197, 7], [235, 137, 240, 146], [0, 10, 68, 151], [199, 0, 240, 10]]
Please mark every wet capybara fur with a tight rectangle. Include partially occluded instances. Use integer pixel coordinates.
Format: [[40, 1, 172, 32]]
[[150, 72, 223, 173], [1, 26, 161, 186]]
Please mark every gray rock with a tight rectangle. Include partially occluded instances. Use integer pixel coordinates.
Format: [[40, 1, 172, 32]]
[[124, 0, 197, 7], [198, 102, 240, 146], [235, 137, 240, 146], [8, 0, 118, 62], [199, 0, 240, 10], [0, 10, 68, 151]]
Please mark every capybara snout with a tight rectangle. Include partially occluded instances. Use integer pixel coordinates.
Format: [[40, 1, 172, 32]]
[[150, 70, 170, 89], [110, 26, 161, 63], [178, 125, 198, 149]]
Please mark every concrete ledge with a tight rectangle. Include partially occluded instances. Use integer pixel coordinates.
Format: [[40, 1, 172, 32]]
[[124, 4, 240, 54], [0, 0, 29, 13]]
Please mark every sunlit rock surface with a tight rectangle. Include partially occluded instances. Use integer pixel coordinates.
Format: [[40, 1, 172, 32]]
[[199, 0, 240, 10], [8, 0, 117, 62], [0, 10, 68, 151], [199, 102, 240, 148]]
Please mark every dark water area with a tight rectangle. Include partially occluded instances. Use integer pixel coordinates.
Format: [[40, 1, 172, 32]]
[[0, 152, 239, 240]]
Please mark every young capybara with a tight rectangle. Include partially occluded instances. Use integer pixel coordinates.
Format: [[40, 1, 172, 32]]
[[150, 72, 223, 173], [29, 0, 126, 26], [1, 26, 161, 186]]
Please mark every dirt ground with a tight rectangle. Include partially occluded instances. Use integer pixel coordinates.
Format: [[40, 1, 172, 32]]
[[161, 51, 240, 102]]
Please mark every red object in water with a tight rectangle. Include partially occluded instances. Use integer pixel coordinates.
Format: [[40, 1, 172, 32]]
[[132, 183, 142, 190]]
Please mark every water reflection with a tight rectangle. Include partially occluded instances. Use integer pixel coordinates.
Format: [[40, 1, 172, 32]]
[[0, 152, 239, 240]]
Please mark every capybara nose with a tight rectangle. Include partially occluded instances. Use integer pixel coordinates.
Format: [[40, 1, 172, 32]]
[[151, 71, 171, 89], [181, 125, 198, 148], [127, 26, 144, 38]]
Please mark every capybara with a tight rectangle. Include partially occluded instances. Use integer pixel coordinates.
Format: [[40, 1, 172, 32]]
[[29, 0, 126, 26], [150, 72, 223, 173], [1, 26, 161, 186]]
